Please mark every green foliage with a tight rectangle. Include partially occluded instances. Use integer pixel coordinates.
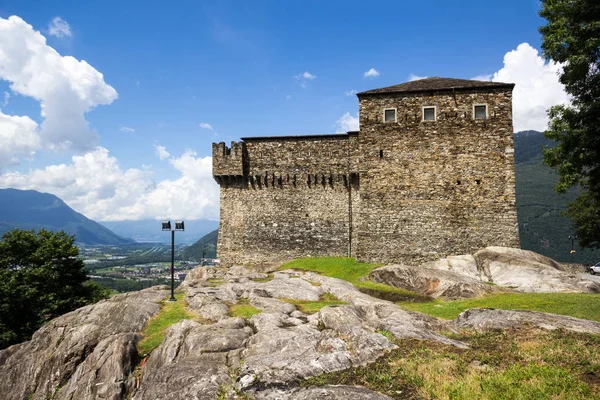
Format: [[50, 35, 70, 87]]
[[90, 277, 168, 293], [182, 229, 218, 261], [281, 293, 347, 314], [539, 0, 600, 247], [397, 292, 600, 322], [229, 298, 262, 319], [0, 229, 109, 349], [304, 329, 600, 399], [281, 257, 430, 302], [137, 292, 195, 356]]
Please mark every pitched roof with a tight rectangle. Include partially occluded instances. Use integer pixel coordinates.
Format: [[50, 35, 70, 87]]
[[357, 77, 514, 96]]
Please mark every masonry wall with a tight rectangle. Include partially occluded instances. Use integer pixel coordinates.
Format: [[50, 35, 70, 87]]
[[214, 136, 359, 265], [356, 88, 520, 264]]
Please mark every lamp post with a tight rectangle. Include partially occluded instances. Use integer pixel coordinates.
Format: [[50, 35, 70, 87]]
[[568, 235, 577, 264], [162, 220, 185, 301]]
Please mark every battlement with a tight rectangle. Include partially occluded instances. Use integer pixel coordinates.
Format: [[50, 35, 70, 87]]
[[212, 141, 246, 179]]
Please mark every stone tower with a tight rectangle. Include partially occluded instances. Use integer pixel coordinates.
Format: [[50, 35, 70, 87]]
[[213, 77, 520, 266]]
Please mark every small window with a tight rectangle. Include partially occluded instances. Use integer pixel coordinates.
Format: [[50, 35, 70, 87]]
[[384, 109, 396, 123], [474, 104, 487, 119], [423, 106, 436, 121]]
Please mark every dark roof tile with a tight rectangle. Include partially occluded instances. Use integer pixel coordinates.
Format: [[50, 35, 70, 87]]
[[357, 77, 514, 96]]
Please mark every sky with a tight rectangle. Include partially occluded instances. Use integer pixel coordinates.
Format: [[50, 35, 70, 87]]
[[0, 0, 569, 223]]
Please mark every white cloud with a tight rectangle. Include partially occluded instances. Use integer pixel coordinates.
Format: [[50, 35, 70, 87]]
[[154, 144, 170, 160], [293, 71, 316, 88], [2, 91, 9, 106], [364, 68, 380, 78], [408, 73, 427, 81], [120, 126, 135, 133], [0, 147, 220, 221], [345, 89, 357, 96], [199, 122, 214, 130], [0, 15, 117, 161], [471, 74, 493, 82], [48, 17, 72, 38], [485, 42, 568, 132], [0, 110, 40, 166], [335, 112, 359, 133]]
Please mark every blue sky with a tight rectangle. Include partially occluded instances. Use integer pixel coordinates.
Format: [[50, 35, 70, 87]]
[[0, 1, 568, 222]]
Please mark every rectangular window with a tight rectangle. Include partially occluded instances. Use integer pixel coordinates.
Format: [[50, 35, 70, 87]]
[[423, 106, 436, 121], [384, 109, 396, 123], [474, 104, 487, 119]]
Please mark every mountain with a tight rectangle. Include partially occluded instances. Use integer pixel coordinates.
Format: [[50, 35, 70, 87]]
[[514, 130, 599, 264], [100, 219, 219, 244], [0, 189, 133, 245], [182, 229, 218, 261]]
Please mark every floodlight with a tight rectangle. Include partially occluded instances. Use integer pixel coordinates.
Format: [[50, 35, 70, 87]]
[[175, 220, 185, 231], [161, 220, 172, 231]]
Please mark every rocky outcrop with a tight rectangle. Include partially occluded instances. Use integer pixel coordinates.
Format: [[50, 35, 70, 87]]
[[370, 247, 600, 298], [2, 260, 599, 400], [0, 286, 169, 400], [369, 264, 499, 299], [456, 308, 600, 334]]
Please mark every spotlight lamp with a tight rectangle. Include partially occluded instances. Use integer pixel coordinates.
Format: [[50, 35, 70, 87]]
[[175, 220, 185, 231], [161, 220, 172, 231]]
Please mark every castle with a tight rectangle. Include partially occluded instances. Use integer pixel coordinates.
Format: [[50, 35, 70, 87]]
[[212, 77, 520, 265]]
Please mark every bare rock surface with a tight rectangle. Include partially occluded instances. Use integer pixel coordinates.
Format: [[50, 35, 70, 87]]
[[5, 260, 599, 400], [0, 286, 169, 400], [455, 308, 600, 334], [253, 385, 395, 399], [369, 264, 498, 299], [370, 247, 600, 298]]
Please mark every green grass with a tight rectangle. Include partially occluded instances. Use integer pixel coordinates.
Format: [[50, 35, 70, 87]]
[[304, 328, 600, 399], [229, 298, 262, 319], [281, 257, 430, 302], [281, 292, 347, 314], [137, 292, 196, 356], [398, 292, 600, 322]]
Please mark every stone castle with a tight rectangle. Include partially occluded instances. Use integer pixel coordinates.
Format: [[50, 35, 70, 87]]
[[212, 77, 520, 265]]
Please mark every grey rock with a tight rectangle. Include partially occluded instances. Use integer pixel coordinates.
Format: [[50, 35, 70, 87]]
[[0, 286, 168, 400], [369, 264, 498, 299], [254, 385, 394, 399], [455, 308, 600, 334]]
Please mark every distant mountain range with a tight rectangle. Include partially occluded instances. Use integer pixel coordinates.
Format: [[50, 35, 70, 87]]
[[100, 219, 219, 244], [0, 189, 133, 245]]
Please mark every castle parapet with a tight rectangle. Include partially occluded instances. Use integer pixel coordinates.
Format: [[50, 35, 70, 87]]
[[212, 141, 246, 180]]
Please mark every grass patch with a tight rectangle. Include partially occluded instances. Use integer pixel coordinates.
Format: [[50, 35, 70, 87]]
[[303, 328, 600, 399], [229, 298, 262, 319], [281, 292, 347, 314], [250, 274, 274, 283], [138, 292, 196, 356], [281, 257, 429, 302], [398, 292, 600, 322]]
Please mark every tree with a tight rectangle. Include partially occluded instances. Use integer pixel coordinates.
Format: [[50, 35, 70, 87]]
[[0, 229, 109, 349], [539, 0, 600, 247]]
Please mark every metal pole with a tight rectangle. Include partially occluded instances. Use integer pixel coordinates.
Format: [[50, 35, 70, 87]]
[[170, 229, 175, 301]]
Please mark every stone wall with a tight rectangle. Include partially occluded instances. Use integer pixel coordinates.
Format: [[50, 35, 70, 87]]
[[215, 135, 359, 265], [356, 88, 519, 264]]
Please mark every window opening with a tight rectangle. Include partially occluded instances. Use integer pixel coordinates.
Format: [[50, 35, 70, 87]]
[[423, 106, 436, 121], [384, 109, 396, 123]]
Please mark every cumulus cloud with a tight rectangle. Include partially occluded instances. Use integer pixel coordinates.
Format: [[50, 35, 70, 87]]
[[477, 43, 568, 132], [293, 71, 316, 88], [2, 91, 9, 106], [48, 17, 71, 38], [335, 112, 359, 133], [120, 126, 135, 133], [154, 144, 170, 160], [408, 73, 427, 81], [345, 89, 357, 96], [0, 110, 40, 166], [0, 15, 117, 161], [364, 68, 380, 78], [199, 122, 214, 130], [0, 147, 220, 221]]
